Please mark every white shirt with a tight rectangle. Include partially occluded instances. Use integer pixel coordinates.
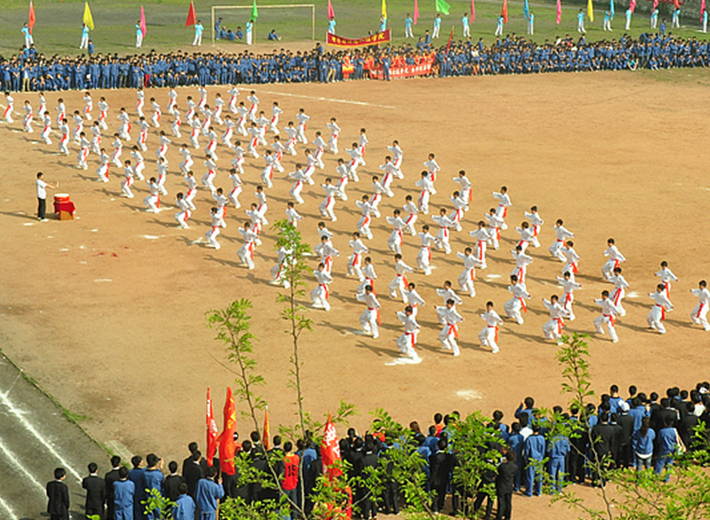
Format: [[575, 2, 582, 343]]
[[36, 179, 48, 199], [481, 310, 503, 327], [397, 312, 420, 334]]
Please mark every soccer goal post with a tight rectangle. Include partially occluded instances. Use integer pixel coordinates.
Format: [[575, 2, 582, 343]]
[[211, 4, 316, 45]]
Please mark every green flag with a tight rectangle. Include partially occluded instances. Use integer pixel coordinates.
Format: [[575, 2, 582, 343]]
[[436, 0, 451, 14], [251, 0, 258, 19]]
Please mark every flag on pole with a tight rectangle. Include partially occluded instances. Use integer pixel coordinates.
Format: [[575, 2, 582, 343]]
[[673, 0, 679, 9], [263, 407, 271, 450], [382, 0, 387, 19], [186, 1, 197, 27], [322, 415, 343, 480], [140, 6, 147, 37], [206, 388, 219, 467], [28, 1, 36, 34], [413, 0, 420, 24], [587, 0, 594, 22], [524, 0, 530, 18], [652, 0, 658, 9], [502, 0, 508, 23], [327, 0, 335, 18], [251, 0, 259, 19], [556, 0, 561, 23], [630, 0, 636, 13], [700, 0, 705, 20], [445, 26, 454, 55], [436, 0, 451, 15], [471, 0, 476, 21], [83, 2, 95, 31], [219, 387, 237, 475], [609, 0, 614, 19]]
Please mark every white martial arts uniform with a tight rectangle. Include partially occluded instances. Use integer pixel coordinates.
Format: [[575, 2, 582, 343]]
[[311, 269, 333, 311], [557, 276, 582, 321], [348, 238, 369, 281], [389, 259, 414, 301], [416, 231, 436, 275], [647, 291, 673, 334], [438, 306, 463, 357], [602, 245, 627, 280], [396, 312, 421, 360], [594, 297, 622, 342], [504, 282, 531, 324], [479, 309, 503, 353], [356, 291, 381, 338], [457, 252, 481, 297], [691, 287, 710, 331], [550, 224, 574, 261], [542, 299, 571, 345]]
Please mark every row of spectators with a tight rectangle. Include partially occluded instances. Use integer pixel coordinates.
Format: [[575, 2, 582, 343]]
[[53, 380, 710, 520], [4, 30, 709, 92]]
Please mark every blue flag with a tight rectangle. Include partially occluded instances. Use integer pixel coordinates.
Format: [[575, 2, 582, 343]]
[[610, 0, 615, 19], [524, 0, 529, 19]]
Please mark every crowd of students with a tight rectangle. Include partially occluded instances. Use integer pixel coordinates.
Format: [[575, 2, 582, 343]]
[[4, 28, 710, 93], [46, 380, 710, 520]]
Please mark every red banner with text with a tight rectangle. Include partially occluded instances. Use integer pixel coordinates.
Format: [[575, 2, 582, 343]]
[[369, 62, 433, 80], [327, 30, 391, 48]]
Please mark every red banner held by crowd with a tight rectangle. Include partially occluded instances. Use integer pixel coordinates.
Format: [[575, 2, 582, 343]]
[[369, 61, 433, 80], [327, 30, 390, 48]]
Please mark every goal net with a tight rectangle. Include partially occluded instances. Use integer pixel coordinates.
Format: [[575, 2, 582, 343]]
[[211, 4, 316, 45]]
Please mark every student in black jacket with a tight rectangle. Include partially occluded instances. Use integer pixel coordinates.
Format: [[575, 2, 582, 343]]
[[430, 438, 451, 514], [496, 450, 517, 520], [82, 462, 105, 518], [104, 456, 122, 520], [163, 461, 184, 502], [47, 467, 70, 520]]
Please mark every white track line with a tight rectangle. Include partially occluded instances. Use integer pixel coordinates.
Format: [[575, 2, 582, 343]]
[[0, 388, 83, 481], [0, 495, 19, 520], [0, 435, 46, 492], [257, 89, 397, 109]]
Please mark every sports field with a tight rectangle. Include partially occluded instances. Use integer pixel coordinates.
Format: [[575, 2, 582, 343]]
[[2, 60, 710, 518], [0, 0, 706, 57]]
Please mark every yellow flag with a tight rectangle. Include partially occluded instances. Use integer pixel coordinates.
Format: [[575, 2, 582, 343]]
[[587, 0, 594, 21], [83, 2, 95, 31], [382, 0, 387, 18]]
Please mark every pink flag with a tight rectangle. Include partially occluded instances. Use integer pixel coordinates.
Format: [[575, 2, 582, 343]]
[[652, 0, 659, 9], [630, 0, 636, 13], [413, 0, 419, 24], [321, 415, 343, 480], [556, 0, 562, 23], [140, 6, 147, 37], [701, 0, 706, 19], [471, 0, 476, 21], [327, 0, 335, 19]]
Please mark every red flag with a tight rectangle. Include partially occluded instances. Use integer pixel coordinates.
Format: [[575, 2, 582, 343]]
[[445, 26, 454, 55], [321, 414, 343, 480], [471, 0, 476, 21], [327, 0, 335, 19], [556, 0, 561, 23], [674, 0, 679, 9], [219, 387, 237, 475], [206, 388, 219, 467], [28, 1, 36, 34], [652, 0, 658, 9], [263, 407, 271, 450], [186, 1, 197, 27], [140, 6, 147, 37], [701, 0, 706, 20], [413, 0, 420, 24], [630, 0, 636, 13], [502, 0, 508, 23]]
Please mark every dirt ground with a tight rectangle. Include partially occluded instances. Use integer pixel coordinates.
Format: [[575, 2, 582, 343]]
[[2, 68, 710, 518]]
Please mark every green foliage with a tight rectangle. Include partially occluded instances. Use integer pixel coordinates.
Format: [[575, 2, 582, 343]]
[[220, 496, 288, 520], [206, 298, 266, 430], [142, 488, 173, 520]]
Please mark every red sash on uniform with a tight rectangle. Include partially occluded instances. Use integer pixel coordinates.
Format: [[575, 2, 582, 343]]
[[320, 284, 329, 299], [555, 318, 565, 335], [604, 313, 616, 326], [519, 298, 528, 312], [447, 323, 459, 338], [488, 325, 499, 342], [697, 303, 705, 319]]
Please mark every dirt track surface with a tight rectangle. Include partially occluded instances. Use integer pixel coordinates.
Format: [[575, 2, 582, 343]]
[[2, 68, 710, 518]]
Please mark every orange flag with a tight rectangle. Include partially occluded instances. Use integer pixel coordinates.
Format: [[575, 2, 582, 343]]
[[502, 0, 508, 23], [29, 1, 36, 34], [206, 388, 219, 466], [219, 387, 237, 475], [263, 407, 271, 450]]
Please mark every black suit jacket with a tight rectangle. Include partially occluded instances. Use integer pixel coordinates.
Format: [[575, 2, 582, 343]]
[[182, 459, 204, 498], [82, 475, 106, 514], [496, 461, 518, 495], [46, 480, 70, 519], [163, 474, 184, 502]]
